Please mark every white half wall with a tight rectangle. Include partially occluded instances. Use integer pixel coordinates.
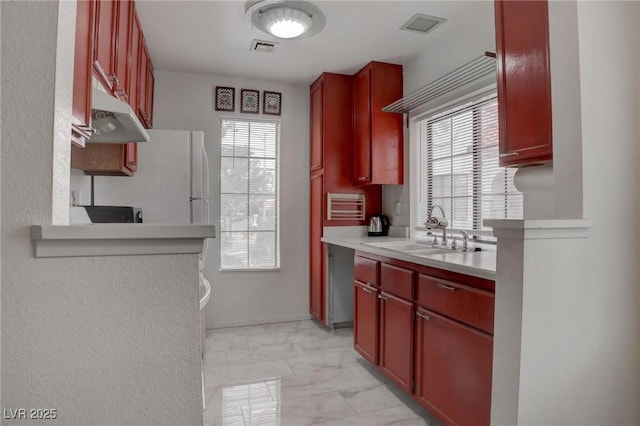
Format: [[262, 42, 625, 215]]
[[575, 1, 640, 423], [152, 70, 310, 328], [2, 2, 203, 424]]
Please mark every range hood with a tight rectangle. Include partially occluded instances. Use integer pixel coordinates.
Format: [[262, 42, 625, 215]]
[[87, 89, 150, 143]]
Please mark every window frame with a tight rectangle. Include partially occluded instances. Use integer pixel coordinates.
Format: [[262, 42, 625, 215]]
[[218, 116, 281, 272], [411, 89, 522, 239]]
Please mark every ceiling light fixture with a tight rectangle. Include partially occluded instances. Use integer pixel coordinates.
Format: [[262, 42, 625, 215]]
[[246, 1, 325, 40]]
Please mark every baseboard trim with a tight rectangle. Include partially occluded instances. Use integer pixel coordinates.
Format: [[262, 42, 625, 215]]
[[206, 314, 312, 330]]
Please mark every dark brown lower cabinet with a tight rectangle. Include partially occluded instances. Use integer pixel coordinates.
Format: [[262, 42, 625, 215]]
[[353, 280, 379, 365], [415, 307, 493, 426], [353, 251, 494, 426], [379, 291, 414, 394]]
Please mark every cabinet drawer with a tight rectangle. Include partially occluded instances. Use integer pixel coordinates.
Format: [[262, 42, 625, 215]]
[[380, 263, 414, 300], [417, 274, 494, 334], [355, 255, 379, 287]]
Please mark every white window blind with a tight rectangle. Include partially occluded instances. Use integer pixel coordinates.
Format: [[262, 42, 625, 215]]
[[220, 118, 279, 269], [416, 94, 522, 234]]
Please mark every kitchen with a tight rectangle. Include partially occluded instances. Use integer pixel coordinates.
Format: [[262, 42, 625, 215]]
[[1, 1, 639, 426]]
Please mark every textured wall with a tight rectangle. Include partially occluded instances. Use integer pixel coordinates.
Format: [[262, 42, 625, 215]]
[[1, 2, 202, 424]]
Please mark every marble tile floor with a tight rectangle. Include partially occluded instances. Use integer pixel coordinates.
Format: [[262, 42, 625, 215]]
[[203, 319, 444, 426]]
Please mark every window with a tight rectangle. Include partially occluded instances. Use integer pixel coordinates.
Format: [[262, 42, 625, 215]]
[[220, 118, 279, 270], [416, 94, 522, 234]]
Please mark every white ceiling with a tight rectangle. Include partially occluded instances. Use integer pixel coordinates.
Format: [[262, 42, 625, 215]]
[[136, 1, 491, 85]]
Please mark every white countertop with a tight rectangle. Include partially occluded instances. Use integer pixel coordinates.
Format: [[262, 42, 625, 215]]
[[321, 235, 496, 280], [31, 223, 215, 258]]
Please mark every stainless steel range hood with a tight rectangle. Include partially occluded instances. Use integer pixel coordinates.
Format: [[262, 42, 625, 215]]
[[87, 89, 150, 143]]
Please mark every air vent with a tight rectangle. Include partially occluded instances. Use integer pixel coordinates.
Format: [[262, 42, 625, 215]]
[[250, 39, 278, 53], [399, 13, 446, 35]]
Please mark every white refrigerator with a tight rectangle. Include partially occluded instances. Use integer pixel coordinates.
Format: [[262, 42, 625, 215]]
[[92, 129, 212, 341]]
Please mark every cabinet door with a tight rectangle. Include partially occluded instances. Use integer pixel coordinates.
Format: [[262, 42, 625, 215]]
[[310, 80, 323, 171], [128, 9, 141, 116], [137, 39, 148, 125], [354, 281, 379, 365], [113, 0, 133, 102], [93, 0, 117, 91], [137, 41, 153, 128], [495, 0, 552, 167], [71, 0, 95, 146], [353, 67, 371, 184], [370, 63, 403, 184], [379, 291, 413, 393], [309, 172, 325, 322], [144, 53, 154, 128], [415, 308, 492, 426], [124, 143, 137, 174]]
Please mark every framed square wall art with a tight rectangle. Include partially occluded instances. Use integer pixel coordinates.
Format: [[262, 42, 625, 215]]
[[215, 87, 235, 111], [263, 91, 282, 116], [241, 89, 260, 114]]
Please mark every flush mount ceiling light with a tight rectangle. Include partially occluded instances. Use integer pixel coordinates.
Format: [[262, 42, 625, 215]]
[[246, 1, 326, 40]]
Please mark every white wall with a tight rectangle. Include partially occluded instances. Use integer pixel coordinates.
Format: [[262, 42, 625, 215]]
[[384, 0, 496, 230], [2, 2, 202, 424], [492, 2, 640, 424], [151, 70, 310, 328], [574, 1, 640, 423]]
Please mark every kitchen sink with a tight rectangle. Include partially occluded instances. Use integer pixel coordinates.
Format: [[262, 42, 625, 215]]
[[362, 240, 446, 255]]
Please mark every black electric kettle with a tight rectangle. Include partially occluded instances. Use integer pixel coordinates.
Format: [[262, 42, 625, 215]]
[[368, 214, 390, 236]]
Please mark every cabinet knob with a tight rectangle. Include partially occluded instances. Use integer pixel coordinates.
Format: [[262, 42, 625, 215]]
[[416, 311, 431, 320], [436, 283, 456, 292], [114, 89, 128, 102], [109, 73, 119, 85], [378, 294, 388, 301], [361, 286, 373, 295], [499, 151, 519, 158], [358, 176, 368, 182]]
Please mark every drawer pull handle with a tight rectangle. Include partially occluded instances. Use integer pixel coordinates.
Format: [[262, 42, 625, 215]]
[[416, 311, 431, 320], [378, 294, 388, 301], [437, 283, 457, 292], [499, 151, 519, 158], [361, 286, 373, 295]]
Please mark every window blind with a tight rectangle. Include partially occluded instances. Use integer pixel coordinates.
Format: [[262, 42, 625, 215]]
[[416, 95, 522, 234], [220, 118, 280, 269]]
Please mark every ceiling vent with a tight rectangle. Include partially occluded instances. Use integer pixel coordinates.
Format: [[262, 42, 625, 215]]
[[399, 13, 446, 35], [250, 39, 278, 53]]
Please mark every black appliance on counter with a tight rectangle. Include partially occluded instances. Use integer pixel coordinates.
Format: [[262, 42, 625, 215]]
[[368, 214, 390, 236], [81, 206, 143, 223]]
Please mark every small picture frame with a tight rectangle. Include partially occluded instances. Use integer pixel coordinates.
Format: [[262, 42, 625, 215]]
[[241, 89, 260, 114], [215, 87, 235, 111], [263, 91, 282, 116]]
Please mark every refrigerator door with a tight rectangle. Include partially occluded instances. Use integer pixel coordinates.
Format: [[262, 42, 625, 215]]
[[189, 131, 208, 225], [189, 131, 212, 272]]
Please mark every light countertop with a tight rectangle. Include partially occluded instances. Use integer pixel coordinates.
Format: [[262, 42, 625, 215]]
[[321, 235, 496, 280]]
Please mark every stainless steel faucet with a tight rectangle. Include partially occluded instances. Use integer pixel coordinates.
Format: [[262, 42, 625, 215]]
[[459, 230, 469, 251], [425, 204, 448, 247], [451, 230, 472, 252]]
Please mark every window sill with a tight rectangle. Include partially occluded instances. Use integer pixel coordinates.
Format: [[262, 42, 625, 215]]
[[219, 267, 281, 273]]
